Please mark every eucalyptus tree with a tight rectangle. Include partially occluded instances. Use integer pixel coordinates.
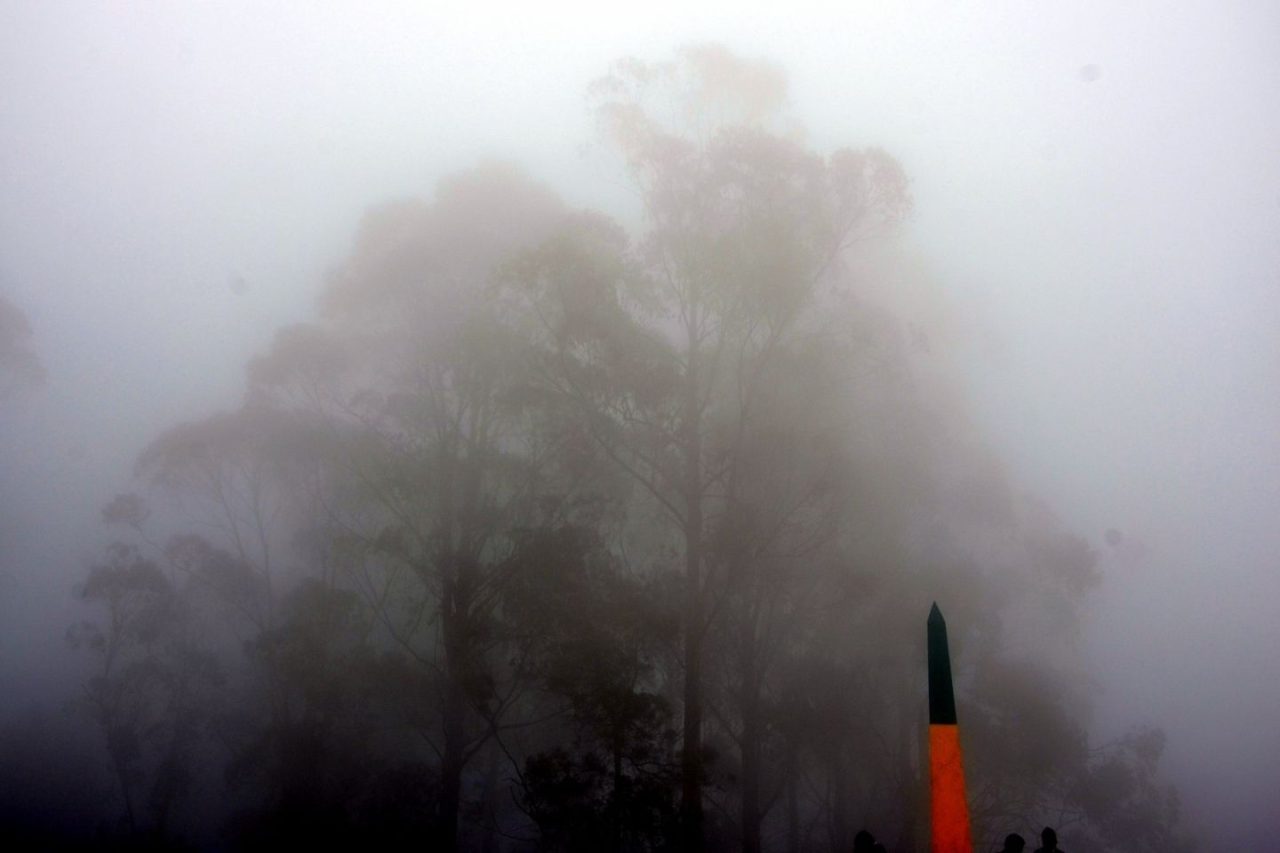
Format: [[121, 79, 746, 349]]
[[506, 45, 910, 847], [68, 505, 223, 844], [247, 165, 593, 850]]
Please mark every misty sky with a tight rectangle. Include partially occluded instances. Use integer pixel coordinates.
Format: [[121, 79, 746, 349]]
[[2, 2, 1278, 847]]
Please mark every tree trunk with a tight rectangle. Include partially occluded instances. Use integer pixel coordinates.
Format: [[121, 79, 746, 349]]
[[785, 749, 801, 853], [106, 727, 139, 836], [480, 743, 502, 853], [439, 708, 463, 852], [439, 575, 466, 853], [740, 639, 763, 853], [681, 578, 704, 850], [830, 746, 849, 853], [680, 322, 705, 850], [611, 735, 625, 853]]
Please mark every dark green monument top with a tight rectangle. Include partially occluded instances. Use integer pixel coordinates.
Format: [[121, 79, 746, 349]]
[[928, 602, 958, 725]]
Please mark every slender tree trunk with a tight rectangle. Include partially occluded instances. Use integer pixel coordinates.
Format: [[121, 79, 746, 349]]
[[97, 656, 139, 838], [741, 700, 763, 853], [480, 743, 501, 853], [433, 445, 467, 853], [830, 746, 849, 853], [439, 574, 466, 853], [680, 322, 705, 850], [785, 748, 801, 853], [106, 729, 139, 836], [681, 556, 704, 850], [439, 699, 464, 852], [740, 637, 763, 853], [611, 734, 625, 853]]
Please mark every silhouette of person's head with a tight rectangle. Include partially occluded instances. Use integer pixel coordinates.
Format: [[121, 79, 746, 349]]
[[1040, 826, 1058, 850], [1000, 833, 1026, 852], [853, 829, 875, 852]]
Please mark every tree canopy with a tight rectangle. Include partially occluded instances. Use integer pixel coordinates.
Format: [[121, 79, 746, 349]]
[[63, 45, 1196, 853]]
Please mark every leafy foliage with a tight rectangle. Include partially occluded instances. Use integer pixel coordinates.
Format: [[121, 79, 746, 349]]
[[63, 44, 1195, 853]]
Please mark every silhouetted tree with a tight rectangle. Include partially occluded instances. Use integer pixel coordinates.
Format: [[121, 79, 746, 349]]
[[68, 534, 222, 845], [246, 165, 588, 850], [505, 526, 681, 851], [0, 291, 45, 398], [504, 46, 910, 849]]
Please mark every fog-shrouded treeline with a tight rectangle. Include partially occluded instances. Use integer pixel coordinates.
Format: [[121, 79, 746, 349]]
[[3, 47, 1195, 852]]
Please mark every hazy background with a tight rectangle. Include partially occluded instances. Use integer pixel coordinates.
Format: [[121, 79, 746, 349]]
[[2, 1, 1277, 847]]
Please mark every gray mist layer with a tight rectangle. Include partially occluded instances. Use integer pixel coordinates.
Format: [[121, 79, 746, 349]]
[[2, 2, 1278, 848]]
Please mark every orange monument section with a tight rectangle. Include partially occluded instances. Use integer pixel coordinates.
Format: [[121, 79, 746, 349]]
[[928, 602, 973, 853]]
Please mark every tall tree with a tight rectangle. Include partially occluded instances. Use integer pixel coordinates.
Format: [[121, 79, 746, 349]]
[[508, 44, 911, 847], [247, 164, 582, 850], [68, 510, 224, 845]]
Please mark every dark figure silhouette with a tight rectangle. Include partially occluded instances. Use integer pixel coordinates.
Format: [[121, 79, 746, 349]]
[[999, 833, 1026, 852], [872, 844, 887, 853], [1034, 826, 1064, 853], [853, 829, 876, 853]]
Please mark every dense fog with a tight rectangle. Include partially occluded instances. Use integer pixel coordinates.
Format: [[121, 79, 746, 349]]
[[2, 3, 1277, 851]]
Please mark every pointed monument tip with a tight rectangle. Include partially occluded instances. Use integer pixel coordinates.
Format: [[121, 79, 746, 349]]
[[928, 602, 943, 621]]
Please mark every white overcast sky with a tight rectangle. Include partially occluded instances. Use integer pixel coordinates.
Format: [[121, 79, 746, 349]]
[[2, 1, 1278, 846]]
